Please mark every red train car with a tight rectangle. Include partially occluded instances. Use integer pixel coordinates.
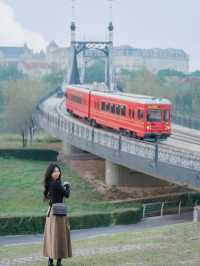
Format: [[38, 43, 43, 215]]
[[65, 86, 91, 119], [65, 85, 172, 140]]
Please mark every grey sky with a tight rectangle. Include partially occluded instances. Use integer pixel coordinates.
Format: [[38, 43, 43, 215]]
[[1, 0, 200, 70]]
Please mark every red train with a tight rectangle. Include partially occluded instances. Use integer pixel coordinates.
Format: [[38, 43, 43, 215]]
[[65, 85, 172, 140]]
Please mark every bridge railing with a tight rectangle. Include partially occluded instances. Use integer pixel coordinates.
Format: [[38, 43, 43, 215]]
[[35, 103, 200, 173]]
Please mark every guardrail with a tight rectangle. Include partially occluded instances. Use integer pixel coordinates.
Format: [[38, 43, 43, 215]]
[[142, 200, 191, 218], [35, 104, 200, 172]]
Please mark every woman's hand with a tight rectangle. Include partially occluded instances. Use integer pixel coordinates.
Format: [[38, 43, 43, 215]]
[[64, 181, 71, 190]]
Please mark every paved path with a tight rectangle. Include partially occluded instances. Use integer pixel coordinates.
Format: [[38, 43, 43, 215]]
[[0, 212, 193, 247]]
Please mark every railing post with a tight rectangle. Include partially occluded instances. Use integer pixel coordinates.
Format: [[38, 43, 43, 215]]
[[142, 204, 146, 219], [161, 202, 164, 216], [178, 200, 182, 216], [119, 134, 122, 152]]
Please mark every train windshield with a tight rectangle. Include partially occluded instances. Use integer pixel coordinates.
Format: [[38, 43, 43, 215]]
[[147, 110, 161, 122]]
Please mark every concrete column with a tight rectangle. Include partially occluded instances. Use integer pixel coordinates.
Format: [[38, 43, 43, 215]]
[[105, 160, 121, 186], [105, 160, 170, 187], [62, 141, 82, 156]]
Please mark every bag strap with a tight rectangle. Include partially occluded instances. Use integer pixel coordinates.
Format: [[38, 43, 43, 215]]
[[47, 205, 52, 217], [49, 199, 53, 206], [47, 199, 52, 217]]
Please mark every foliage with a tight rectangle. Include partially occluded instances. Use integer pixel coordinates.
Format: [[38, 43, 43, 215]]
[[0, 208, 142, 235], [42, 70, 66, 89], [0, 64, 26, 81], [0, 149, 58, 161], [118, 68, 200, 118], [85, 60, 105, 83], [157, 68, 186, 80], [2, 79, 49, 146]]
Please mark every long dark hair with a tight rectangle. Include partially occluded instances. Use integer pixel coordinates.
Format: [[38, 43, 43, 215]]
[[43, 163, 62, 201]]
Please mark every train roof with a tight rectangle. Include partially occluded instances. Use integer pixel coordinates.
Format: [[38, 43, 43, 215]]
[[67, 84, 171, 105]]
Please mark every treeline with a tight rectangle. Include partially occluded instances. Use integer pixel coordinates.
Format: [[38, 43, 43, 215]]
[[0, 64, 66, 147], [117, 68, 200, 118]]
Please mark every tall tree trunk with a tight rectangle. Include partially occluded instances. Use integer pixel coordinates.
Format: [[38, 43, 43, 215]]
[[22, 131, 25, 148]]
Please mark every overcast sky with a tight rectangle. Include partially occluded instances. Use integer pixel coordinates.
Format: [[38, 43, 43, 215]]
[[0, 0, 199, 70]]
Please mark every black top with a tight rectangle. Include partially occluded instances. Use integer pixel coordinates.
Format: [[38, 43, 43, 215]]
[[48, 179, 70, 205]]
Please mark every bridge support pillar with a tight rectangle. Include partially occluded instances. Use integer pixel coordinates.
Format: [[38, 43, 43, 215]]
[[105, 160, 169, 187], [105, 160, 121, 186], [62, 142, 82, 156]]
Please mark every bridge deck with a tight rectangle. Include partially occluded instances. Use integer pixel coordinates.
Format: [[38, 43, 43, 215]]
[[35, 95, 200, 191]]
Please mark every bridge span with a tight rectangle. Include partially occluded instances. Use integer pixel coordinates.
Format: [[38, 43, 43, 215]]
[[34, 93, 200, 191]]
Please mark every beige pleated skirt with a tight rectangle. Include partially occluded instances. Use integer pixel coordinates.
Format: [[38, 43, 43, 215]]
[[43, 206, 72, 259]]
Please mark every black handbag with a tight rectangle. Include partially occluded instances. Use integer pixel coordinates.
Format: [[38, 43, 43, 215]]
[[52, 203, 67, 216]]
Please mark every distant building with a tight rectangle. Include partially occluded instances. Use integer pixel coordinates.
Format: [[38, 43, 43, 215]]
[[46, 41, 69, 71], [0, 42, 190, 77], [113, 46, 189, 73], [0, 44, 50, 77], [46, 41, 189, 74]]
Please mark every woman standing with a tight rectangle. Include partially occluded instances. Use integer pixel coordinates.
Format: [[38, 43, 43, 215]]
[[43, 163, 72, 266]]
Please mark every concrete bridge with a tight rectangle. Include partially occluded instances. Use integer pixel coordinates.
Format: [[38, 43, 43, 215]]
[[34, 93, 200, 191], [34, 20, 200, 191]]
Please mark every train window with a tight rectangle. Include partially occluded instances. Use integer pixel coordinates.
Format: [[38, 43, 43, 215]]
[[147, 110, 161, 122], [101, 102, 106, 111], [121, 105, 126, 116], [111, 104, 115, 113], [72, 95, 82, 104], [138, 110, 144, 120], [129, 109, 134, 119], [163, 110, 169, 122], [116, 104, 121, 115], [106, 103, 110, 112]]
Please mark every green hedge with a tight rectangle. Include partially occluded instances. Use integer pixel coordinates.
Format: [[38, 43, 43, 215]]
[[113, 208, 143, 225], [0, 207, 143, 236], [0, 149, 58, 161]]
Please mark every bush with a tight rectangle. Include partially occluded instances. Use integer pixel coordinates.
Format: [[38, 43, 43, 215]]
[[112, 207, 143, 225], [0, 207, 143, 236], [70, 212, 112, 229], [0, 149, 58, 161]]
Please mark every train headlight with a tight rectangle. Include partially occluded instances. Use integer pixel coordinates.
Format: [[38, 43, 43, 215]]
[[146, 125, 151, 130], [166, 125, 170, 130]]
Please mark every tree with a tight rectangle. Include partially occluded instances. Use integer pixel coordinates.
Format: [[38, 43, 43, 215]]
[[3, 79, 47, 147], [157, 69, 186, 80], [0, 64, 26, 81], [190, 70, 200, 77], [42, 70, 66, 89], [85, 60, 105, 83]]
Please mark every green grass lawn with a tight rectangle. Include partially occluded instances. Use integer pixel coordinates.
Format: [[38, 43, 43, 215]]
[[0, 132, 62, 150], [0, 157, 111, 217], [0, 222, 200, 266], [0, 157, 139, 218]]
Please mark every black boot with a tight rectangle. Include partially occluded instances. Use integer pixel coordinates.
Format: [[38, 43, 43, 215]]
[[56, 258, 63, 266], [48, 257, 54, 266]]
